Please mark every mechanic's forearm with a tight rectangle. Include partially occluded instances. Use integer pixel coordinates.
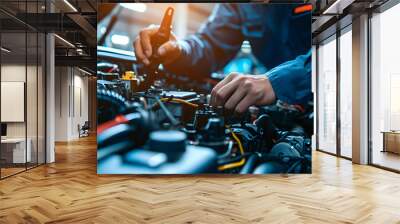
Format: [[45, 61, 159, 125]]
[[266, 51, 312, 105], [163, 37, 216, 80]]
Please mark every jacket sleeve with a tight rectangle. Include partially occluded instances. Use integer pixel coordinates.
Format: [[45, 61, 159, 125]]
[[266, 50, 312, 104], [165, 3, 244, 79]]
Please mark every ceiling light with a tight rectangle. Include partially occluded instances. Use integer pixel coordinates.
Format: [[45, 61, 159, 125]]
[[63, 0, 78, 12], [1, 47, 11, 53], [120, 3, 147, 13], [111, 34, 130, 46], [54, 34, 75, 48]]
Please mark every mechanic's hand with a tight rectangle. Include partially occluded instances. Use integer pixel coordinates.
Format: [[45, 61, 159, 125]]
[[134, 24, 181, 66], [210, 73, 276, 114]]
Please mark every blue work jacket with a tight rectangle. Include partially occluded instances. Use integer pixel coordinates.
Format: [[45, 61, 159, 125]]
[[166, 3, 312, 104]]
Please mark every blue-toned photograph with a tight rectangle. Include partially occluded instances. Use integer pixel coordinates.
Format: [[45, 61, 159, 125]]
[[97, 3, 312, 174]]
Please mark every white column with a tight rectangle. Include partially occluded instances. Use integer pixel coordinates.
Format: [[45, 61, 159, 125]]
[[312, 45, 317, 150], [46, 33, 55, 163], [352, 14, 369, 164]]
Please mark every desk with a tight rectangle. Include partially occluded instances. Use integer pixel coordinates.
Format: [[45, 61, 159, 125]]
[[382, 131, 400, 154], [1, 138, 31, 163]]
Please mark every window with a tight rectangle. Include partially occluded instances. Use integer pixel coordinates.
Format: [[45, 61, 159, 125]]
[[370, 2, 400, 171], [317, 35, 337, 154], [339, 28, 352, 158]]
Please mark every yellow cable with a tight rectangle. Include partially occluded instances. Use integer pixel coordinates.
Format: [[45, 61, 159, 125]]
[[218, 129, 246, 171], [231, 131, 244, 155], [160, 98, 199, 108]]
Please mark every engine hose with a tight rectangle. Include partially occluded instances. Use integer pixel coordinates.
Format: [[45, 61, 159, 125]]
[[286, 159, 305, 173], [97, 140, 133, 161], [240, 154, 259, 174], [97, 89, 129, 124]]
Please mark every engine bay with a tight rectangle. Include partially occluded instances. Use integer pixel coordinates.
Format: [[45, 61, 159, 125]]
[[96, 51, 313, 174], [97, 5, 312, 174]]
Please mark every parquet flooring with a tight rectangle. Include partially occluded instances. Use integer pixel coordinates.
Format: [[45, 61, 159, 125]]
[[1, 167, 26, 178], [1, 135, 400, 223]]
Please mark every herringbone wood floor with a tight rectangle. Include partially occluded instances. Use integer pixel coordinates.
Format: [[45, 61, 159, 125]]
[[1, 136, 400, 224]]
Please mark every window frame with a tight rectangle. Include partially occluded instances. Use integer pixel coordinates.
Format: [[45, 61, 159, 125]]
[[315, 24, 352, 160]]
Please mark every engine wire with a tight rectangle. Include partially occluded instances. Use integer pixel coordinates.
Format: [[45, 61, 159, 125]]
[[147, 96, 245, 171], [160, 97, 199, 108], [218, 128, 246, 171], [155, 97, 180, 126]]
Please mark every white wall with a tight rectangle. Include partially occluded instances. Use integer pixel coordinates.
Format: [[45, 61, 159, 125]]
[[1, 65, 35, 138], [54, 66, 69, 141], [54, 66, 89, 141], [72, 73, 89, 138], [1, 63, 46, 164], [1, 65, 26, 139]]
